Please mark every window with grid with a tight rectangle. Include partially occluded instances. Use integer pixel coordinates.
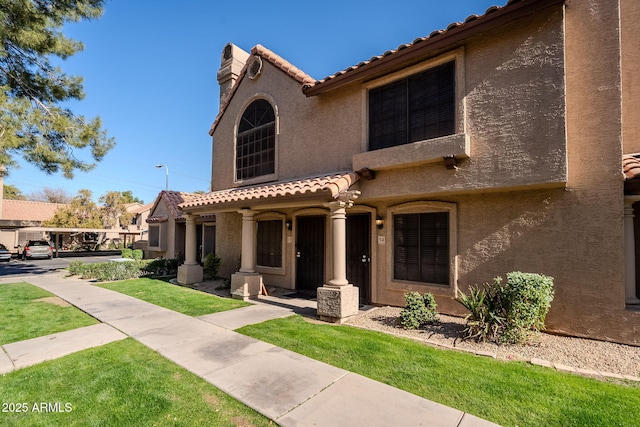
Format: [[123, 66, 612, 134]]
[[369, 61, 455, 151], [257, 219, 283, 268], [236, 99, 275, 181], [393, 212, 449, 285]]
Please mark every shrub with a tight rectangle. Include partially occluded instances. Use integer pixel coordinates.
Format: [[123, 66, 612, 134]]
[[499, 272, 554, 343], [400, 292, 440, 329], [67, 260, 87, 276], [131, 249, 143, 260], [203, 253, 222, 279], [143, 258, 179, 276], [67, 260, 151, 281], [121, 248, 133, 259], [456, 282, 504, 342], [457, 272, 554, 344]]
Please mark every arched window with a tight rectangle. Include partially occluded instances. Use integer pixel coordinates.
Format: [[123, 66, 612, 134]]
[[236, 99, 275, 181]]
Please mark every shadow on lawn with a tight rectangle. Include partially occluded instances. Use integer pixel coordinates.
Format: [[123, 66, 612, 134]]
[[370, 314, 468, 342]]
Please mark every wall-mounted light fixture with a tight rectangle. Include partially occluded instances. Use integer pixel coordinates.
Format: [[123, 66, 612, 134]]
[[285, 220, 292, 231], [375, 216, 384, 229]]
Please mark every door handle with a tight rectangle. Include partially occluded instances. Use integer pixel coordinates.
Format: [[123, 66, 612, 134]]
[[296, 251, 301, 258]]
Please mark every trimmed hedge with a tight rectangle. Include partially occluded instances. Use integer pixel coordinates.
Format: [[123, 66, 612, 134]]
[[67, 258, 180, 281]]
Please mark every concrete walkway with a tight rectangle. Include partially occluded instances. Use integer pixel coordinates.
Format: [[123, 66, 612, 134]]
[[0, 273, 499, 427]]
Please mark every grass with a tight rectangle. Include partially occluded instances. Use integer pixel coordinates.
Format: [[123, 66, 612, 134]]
[[238, 315, 640, 427], [0, 338, 272, 426], [0, 283, 98, 345], [95, 278, 250, 316]]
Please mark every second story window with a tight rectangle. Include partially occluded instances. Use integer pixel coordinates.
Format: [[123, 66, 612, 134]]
[[369, 61, 455, 151], [236, 99, 275, 181]]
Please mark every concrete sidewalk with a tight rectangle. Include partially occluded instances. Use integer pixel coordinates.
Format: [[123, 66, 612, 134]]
[[1, 273, 499, 427]]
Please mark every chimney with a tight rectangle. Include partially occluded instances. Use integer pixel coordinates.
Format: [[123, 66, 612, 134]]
[[0, 165, 6, 219], [216, 43, 249, 108]]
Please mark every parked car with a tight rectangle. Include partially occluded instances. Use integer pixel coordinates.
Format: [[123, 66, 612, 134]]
[[17, 240, 53, 260], [0, 243, 11, 262]]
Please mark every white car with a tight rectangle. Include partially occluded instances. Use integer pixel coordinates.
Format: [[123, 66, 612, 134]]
[[17, 240, 53, 260], [0, 243, 11, 262]]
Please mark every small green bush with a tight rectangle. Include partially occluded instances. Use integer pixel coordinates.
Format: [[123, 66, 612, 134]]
[[121, 248, 133, 259], [400, 292, 440, 329], [457, 272, 554, 344], [143, 258, 179, 276], [203, 253, 222, 279], [67, 260, 87, 276], [131, 249, 143, 260]]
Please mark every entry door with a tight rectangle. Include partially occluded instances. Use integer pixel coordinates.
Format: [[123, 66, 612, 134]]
[[296, 216, 325, 290], [347, 213, 371, 302]]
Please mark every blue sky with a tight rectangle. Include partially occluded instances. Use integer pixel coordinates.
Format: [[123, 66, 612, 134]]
[[6, 0, 501, 204]]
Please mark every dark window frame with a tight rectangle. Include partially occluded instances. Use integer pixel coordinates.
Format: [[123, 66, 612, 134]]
[[369, 61, 455, 151], [256, 219, 283, 268], [236, 99, 276, 181], [393, 212, 450, 285]]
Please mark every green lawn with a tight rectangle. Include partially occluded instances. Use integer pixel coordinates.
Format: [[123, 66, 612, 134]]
[[238, 315, 640, 427], [0, 339, 272, 427], [95, 278, 250, 316], [0, 283, 97, 345]]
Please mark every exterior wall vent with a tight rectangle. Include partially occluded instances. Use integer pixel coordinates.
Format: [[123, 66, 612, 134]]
[[248, 57, 263, 80]]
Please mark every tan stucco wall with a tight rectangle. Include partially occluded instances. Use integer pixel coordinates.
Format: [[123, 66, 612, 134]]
[[621, 0, 640, 154]]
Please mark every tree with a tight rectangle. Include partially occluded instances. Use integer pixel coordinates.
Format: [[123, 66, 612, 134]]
[[44, 188, 101, 228], [121, 190, 143, 204], [99, 191, 133, 228], [3, 183, 25, 200], [0, 0, 114, 178], [28, 186, 72, 203]]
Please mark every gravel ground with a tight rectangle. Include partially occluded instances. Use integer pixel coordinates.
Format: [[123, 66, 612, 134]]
[[345, 306, 640, 379]]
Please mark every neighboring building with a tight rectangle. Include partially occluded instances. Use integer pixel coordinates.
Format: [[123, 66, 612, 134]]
[[146, 191, 215, 262], [177, 0, 640, 345], [0, 199, 67, 249]]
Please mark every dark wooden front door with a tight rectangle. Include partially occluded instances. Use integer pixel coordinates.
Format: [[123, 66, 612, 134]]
[[347, 213, 371, 302], [296, 216, 325, 290]]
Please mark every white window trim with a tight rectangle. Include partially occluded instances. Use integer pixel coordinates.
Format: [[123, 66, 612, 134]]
[[233, 94, 279, 187], [386, 201, 458, 297]]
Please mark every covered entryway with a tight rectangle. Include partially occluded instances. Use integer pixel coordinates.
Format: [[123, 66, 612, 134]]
[[296, 216, 325, 290], [347, 213, 371, 302]]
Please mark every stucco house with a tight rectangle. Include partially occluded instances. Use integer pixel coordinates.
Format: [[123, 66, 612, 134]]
[[177, 0, 640, 345], [146, 190, 215, 262]]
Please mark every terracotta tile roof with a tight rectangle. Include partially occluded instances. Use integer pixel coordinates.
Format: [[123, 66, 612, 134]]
[[209, 44, 315, 136], [1, 200, 66, 221], [147, 191, 201, 223], [180, 172, 359, 210], [623, 154, 640, 180], [303, 0, 562, 96]]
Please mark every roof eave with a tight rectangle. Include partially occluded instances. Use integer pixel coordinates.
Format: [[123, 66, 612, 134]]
[[303, 0, 565, 97]]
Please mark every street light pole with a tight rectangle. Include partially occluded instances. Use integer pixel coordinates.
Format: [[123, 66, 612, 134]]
[[156, 164, 168, 191]]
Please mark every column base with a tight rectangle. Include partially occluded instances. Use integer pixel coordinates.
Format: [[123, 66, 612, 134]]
[[231, 273, 263, 301], [317, 284, 359, 324], [177, 264, 203, 285]]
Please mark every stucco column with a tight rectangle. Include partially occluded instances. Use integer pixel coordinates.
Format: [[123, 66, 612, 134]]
[[624, 197, 640, 304], [318, 194, 360, 323], [177, 213, 203, 285], [184, 214, 198, 265], [230, 209, 262, 300], [327, 201, 349, 287], [239, 209, 257, 273]]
